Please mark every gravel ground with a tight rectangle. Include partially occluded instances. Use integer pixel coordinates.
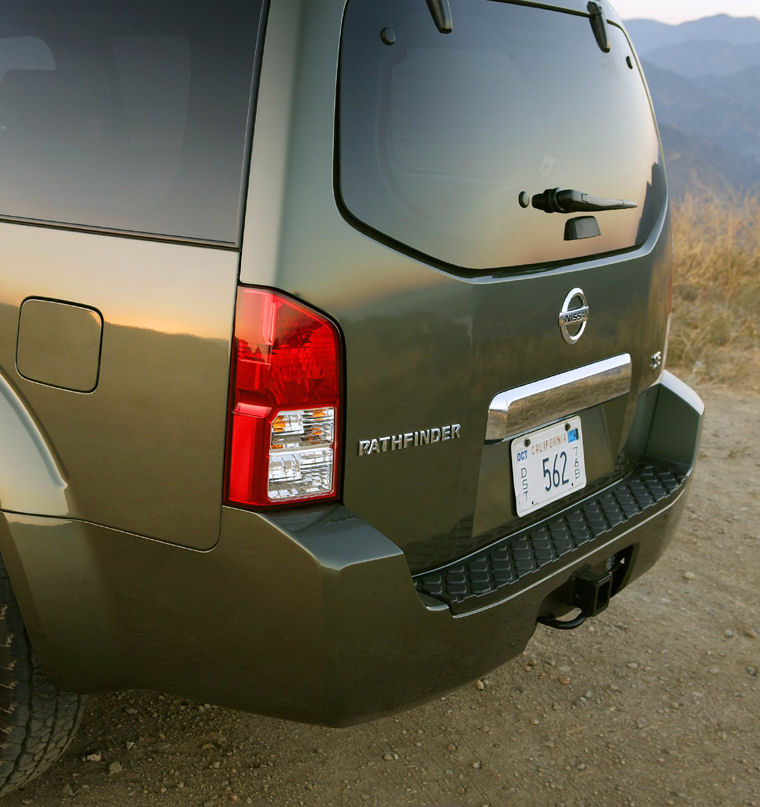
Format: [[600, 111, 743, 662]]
[[4, 384, 759, 807]]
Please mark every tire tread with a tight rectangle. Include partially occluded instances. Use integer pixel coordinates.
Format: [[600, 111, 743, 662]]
[[0, 559, 85, 796]]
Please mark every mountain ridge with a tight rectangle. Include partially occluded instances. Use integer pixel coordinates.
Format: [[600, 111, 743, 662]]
[[644, 39, 760, 79], [625, 14, 760, 55], [623, 15, 760, 197]]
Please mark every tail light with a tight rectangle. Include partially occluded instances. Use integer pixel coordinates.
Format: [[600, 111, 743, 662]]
[[225, 287, 342, 509]]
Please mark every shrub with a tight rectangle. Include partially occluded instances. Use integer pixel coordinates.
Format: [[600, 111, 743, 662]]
[[668, 192, 760, 388]]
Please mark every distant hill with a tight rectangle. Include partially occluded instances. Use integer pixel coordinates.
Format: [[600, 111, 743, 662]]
[[626, 14, 760, 55], [657, 124, 751, 198], [644, 62, 760, 197], [624, 15, 760, 198], [645, 39, 760, 79]]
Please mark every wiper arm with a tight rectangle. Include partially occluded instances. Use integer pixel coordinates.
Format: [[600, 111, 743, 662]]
[[531, 187, 637, 214]]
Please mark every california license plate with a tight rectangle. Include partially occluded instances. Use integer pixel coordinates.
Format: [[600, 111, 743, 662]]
[[511, 416, 587, 517]]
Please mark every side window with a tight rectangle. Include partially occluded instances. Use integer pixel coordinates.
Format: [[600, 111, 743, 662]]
[[111, 37, 190, 152], [0, 2, 265, 245]]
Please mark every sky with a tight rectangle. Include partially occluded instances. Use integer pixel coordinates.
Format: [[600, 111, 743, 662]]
[[611, 0, 760, 24]]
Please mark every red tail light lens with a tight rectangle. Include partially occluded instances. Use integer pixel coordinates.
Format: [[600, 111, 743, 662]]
[[226, 287, 342, 508]]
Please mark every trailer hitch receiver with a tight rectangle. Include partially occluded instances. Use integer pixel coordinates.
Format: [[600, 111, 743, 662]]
[[538, 568, 614, 631]]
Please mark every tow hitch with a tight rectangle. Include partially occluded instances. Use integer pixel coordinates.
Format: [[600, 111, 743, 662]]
[[538, 568, 614, 631]]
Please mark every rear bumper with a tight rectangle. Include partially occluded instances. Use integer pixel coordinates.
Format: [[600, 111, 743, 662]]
[[0, 372, 702, 726]]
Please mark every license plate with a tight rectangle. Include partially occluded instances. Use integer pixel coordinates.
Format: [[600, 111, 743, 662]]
[[511, 416, 586, 517]]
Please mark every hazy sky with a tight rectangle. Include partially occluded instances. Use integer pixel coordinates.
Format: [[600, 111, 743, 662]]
[[612, 0, 760, 23]]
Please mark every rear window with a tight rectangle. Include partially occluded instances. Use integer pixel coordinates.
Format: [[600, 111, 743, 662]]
[[338, 0, 665, 270], [0, 1, 266, 245]]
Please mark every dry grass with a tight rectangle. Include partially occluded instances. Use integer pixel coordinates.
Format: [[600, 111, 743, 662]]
[[668, 191, 760, 389]]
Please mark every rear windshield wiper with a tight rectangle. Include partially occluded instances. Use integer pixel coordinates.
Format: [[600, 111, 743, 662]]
[[531, 187, 637, 214]]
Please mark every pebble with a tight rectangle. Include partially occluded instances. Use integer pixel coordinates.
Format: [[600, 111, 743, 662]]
[[529, 718, 540, 725], [472, 761, 482, 769], [558, 677, 571, 685], [109, 762, 123, 775], [627, 662, 639, 669], [475, 679, 486, 691], [743, 628, 758, 639], [63, 784, 75, 796], [383, 753, 394, 761], [746, 666, 758, 677], [84, 752, 102, 763], [682, 571, 696, 581], [725, 629, 735, 638]]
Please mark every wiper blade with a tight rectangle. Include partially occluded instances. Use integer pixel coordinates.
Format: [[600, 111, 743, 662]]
[[426, 0, 453, 34], [531, 187, 637, 214]]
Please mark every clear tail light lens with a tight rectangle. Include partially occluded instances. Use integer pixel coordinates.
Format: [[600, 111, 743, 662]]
[[225, 287, 342, 508]]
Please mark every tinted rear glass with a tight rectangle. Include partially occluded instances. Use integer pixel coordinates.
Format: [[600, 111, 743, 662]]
[[0, 1, 265, 244], [339, 0, 665, 270]]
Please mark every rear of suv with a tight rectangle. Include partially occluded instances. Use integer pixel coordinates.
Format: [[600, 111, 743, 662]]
[[0, 0, 702, 795]]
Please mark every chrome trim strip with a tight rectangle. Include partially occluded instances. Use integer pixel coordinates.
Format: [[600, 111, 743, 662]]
[[486, 354, 632, 442]]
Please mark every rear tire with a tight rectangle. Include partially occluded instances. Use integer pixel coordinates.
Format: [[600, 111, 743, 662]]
[[0, 557, 86, 796]]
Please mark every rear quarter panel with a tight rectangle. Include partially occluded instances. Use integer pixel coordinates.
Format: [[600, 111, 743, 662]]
[[0, 225, 238, 548]]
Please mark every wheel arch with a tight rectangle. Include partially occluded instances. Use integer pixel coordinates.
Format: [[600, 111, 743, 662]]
[[0, 372, 70, 516]]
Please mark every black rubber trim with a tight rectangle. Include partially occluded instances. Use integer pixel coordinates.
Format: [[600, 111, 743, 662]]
[[413, 462, 685, 612]]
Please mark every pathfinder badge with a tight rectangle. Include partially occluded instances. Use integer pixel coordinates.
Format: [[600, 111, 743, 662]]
[[358, 424, 461, 456]]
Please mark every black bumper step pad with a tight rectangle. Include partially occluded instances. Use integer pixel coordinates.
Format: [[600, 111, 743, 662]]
[[414, 463, 685, 607]]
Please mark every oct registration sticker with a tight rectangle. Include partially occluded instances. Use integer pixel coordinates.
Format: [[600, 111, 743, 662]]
[[511, 416, 587, 517]]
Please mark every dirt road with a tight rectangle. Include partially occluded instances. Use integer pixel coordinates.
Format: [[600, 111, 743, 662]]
[[5, 384, 759, 807]]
